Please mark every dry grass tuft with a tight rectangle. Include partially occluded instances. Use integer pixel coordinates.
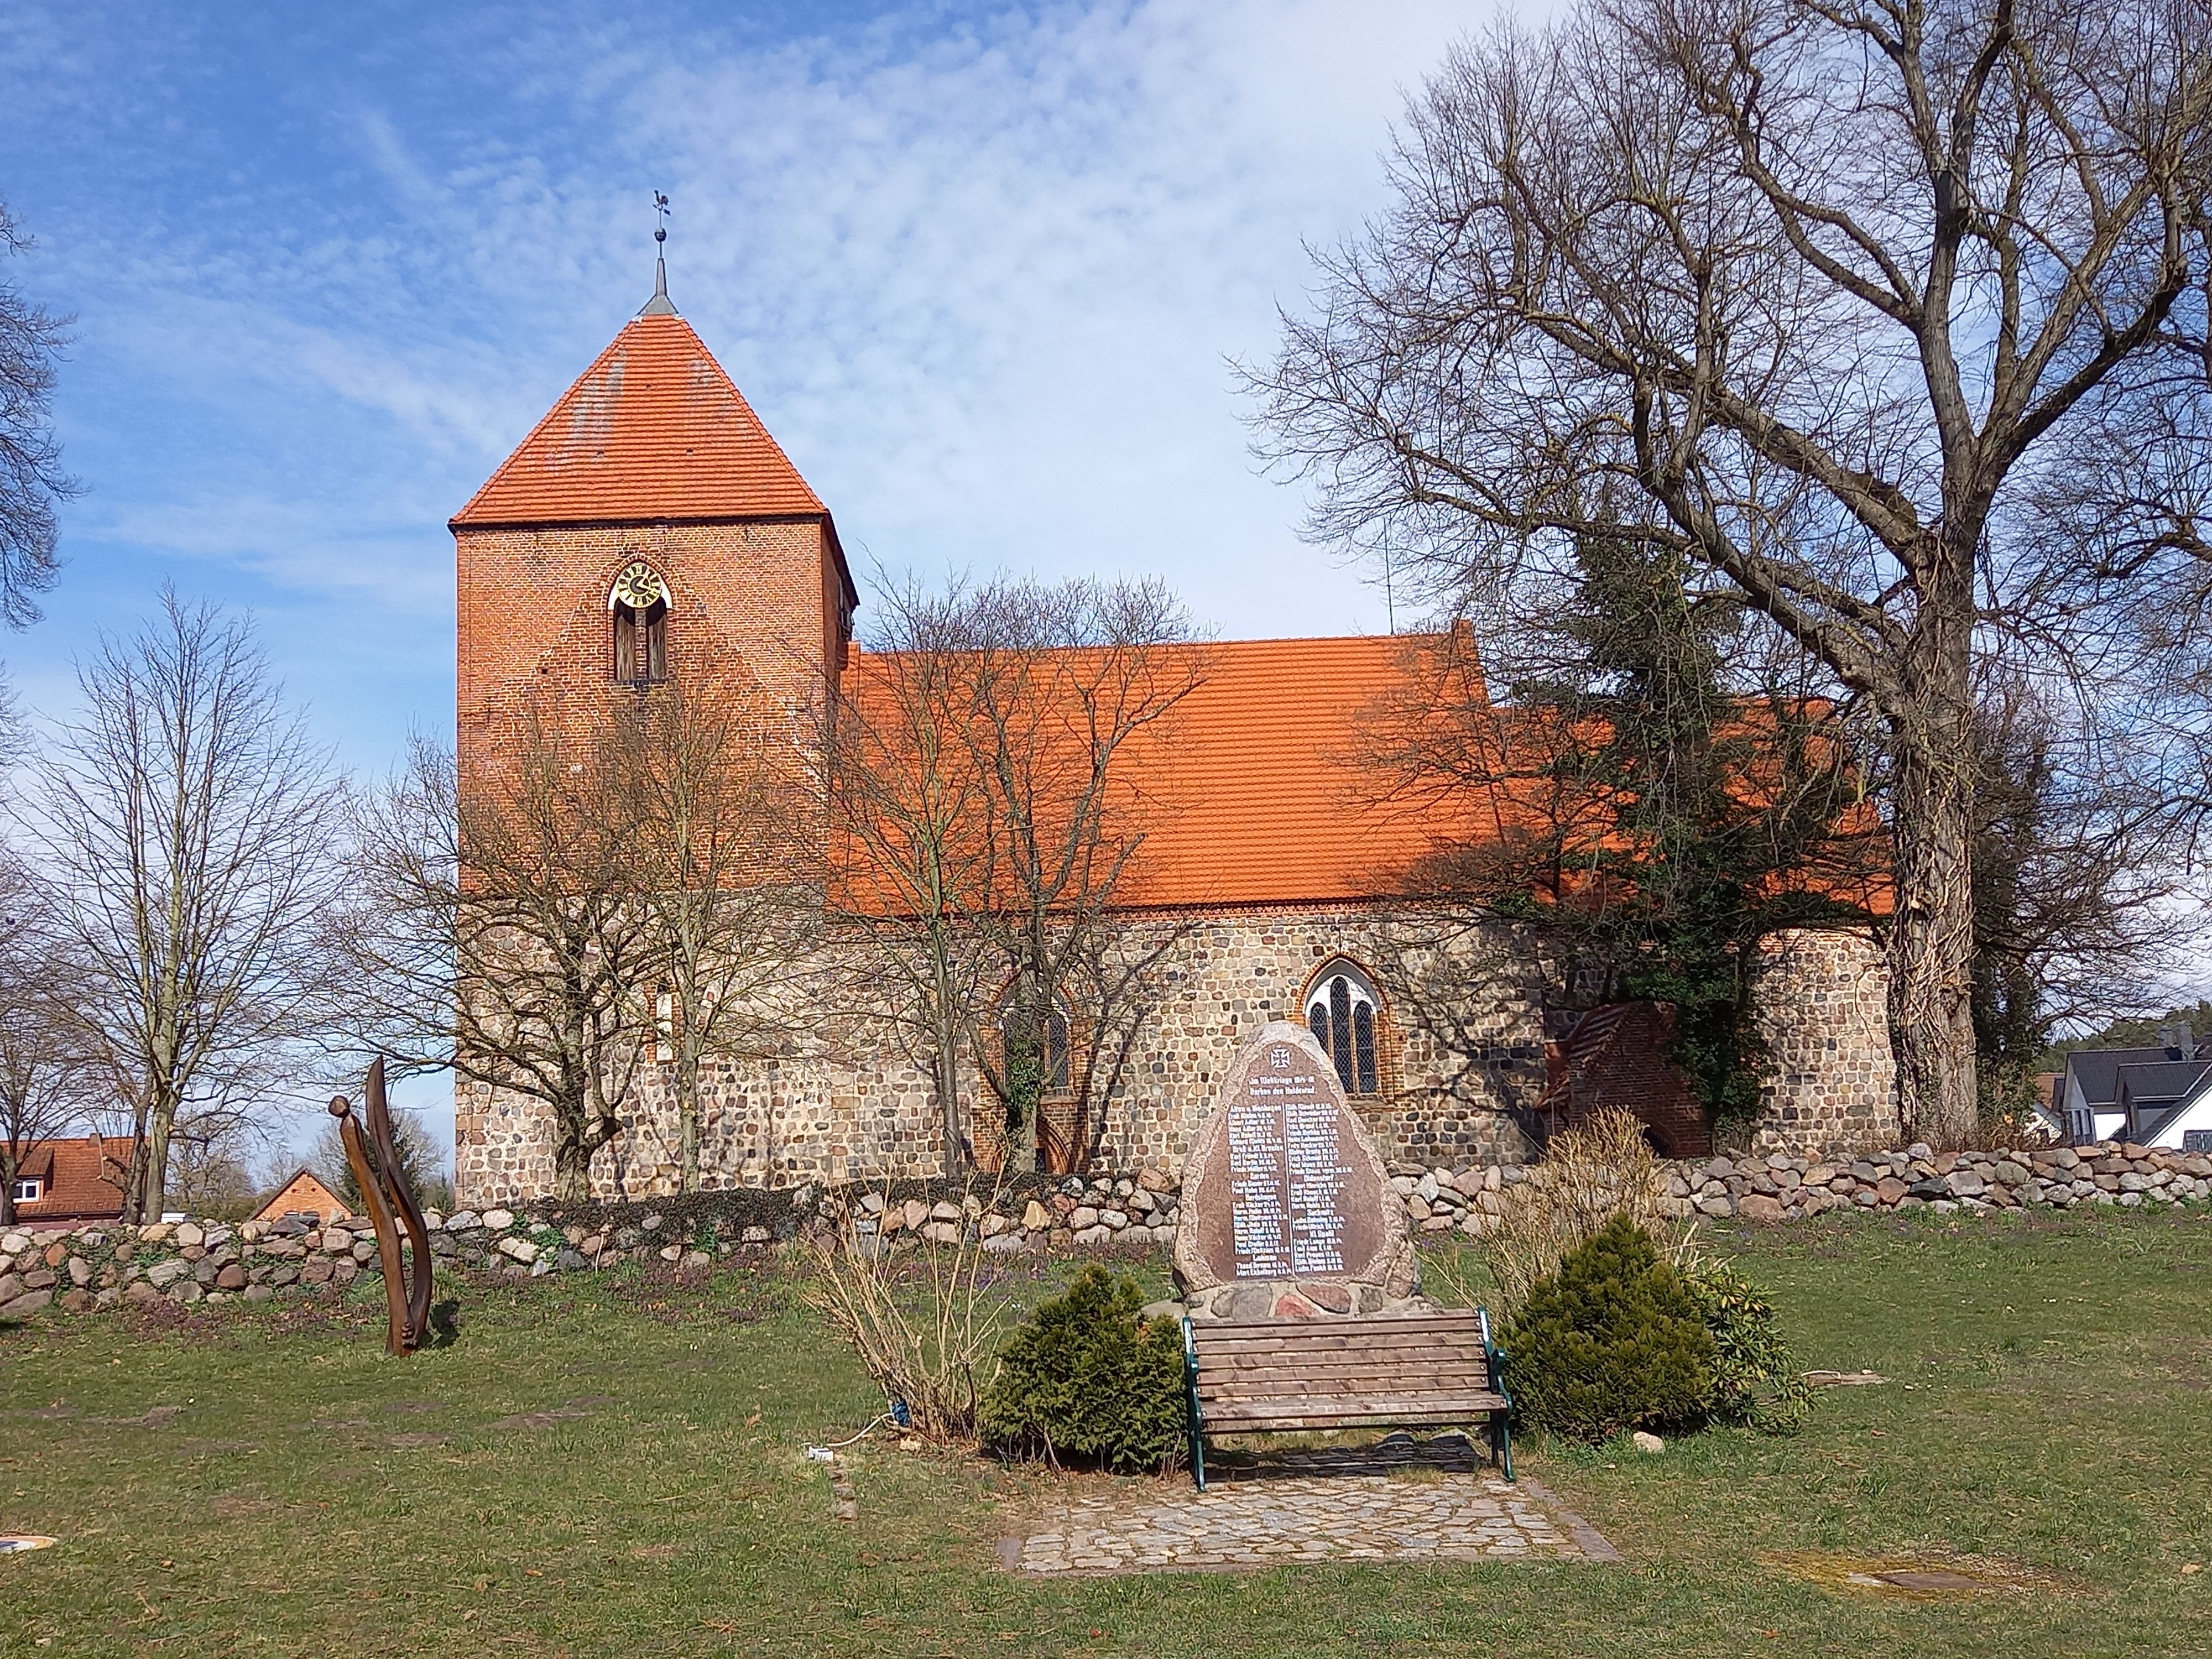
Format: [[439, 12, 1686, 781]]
[[1486, 1108, 1667, 1313]]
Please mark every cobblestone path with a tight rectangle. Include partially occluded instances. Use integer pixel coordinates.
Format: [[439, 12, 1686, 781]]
[[999, 1435, 1617, 1575]]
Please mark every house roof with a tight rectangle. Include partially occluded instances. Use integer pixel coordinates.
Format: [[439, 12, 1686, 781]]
[[2115, 1059, 2212, 1115], [839, 633, 1489, 910], [2065, 1046, 2207, 1112], [451, 310, 829, 529], [10, 1136, 131, 1222], [1111, 634, 1487, 907]]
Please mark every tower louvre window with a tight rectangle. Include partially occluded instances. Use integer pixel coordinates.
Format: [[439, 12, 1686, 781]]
[[609, 561, 671, 685]]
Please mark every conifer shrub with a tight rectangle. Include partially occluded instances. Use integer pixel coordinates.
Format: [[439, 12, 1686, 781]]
[[1504, 1214, 1713, 1443], [1678, 1253, 1812, 1433], [980, 1265, 1186, 1473]]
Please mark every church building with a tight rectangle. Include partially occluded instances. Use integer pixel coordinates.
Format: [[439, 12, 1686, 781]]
[[450, 267, 1897, 1206]]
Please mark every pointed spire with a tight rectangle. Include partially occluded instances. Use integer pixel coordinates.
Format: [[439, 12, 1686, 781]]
[[639, 190, 677, 316]]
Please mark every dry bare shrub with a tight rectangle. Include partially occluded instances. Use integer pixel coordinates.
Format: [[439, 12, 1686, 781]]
[[1487, 1109, 1666, 1314], [801, 1204, 1012, 1446]]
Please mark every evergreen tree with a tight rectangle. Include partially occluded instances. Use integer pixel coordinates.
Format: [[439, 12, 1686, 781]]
[[1394, 533, 1880, 1133]]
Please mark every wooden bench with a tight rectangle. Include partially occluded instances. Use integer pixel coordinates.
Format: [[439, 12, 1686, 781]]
[[1181, 1309, 1514, 1489]]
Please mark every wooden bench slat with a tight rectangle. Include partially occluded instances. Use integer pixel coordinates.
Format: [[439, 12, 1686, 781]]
[[1194, 1332, 1489, 1355], [1199, 1356, 1496, 1380], [1204, 1397, 1508, 1430], [1204, 1344, 1490, 1369], [1206, 1409, 1501, 1433], [1203, 1380, 1495, 1407], [1182, 1307, 1514, 1489], [1212, 1380, 1504, 1407]]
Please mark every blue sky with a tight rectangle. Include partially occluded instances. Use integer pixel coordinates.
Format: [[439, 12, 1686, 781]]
[[1, 0, 1531, 1160], [1, 0, 1531, 781]]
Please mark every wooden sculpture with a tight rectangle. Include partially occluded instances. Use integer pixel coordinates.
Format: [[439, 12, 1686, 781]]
[[328, 1057, 434, 1355]]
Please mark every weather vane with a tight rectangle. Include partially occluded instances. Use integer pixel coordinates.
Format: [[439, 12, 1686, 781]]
[[641, 191, 676, 315]]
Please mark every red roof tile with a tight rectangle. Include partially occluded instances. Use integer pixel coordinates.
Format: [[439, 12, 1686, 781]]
[[837, 631, 1888, 915], [11, 1136, 132, 1224], [451, 312, 827, 528], [841, 634, 1483, 910], [1111, 634, 1479, 906]]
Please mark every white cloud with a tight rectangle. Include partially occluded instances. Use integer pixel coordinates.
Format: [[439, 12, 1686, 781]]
[[7, 0, 1561, 775]]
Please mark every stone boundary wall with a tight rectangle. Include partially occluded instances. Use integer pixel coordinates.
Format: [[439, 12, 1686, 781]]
[[6, 1141, 2205, 1321]]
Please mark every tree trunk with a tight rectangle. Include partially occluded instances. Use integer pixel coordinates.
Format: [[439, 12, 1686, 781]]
[[553, 1087, 596, 1202], [1886, 586, 1980, 1148], [140, 1099, 176, 1222], [933, 1019, 965, 1177], [553, 1146, 592, 1203], [678, 1046, 700, 1194]]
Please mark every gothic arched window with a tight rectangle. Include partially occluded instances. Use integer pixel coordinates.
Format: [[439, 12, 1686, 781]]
[[1305, 960, 1381, 1095], [1002, 998, 1072, 1095], [609, 560, 670, 684]]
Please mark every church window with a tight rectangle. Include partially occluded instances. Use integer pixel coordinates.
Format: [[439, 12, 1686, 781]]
[[654, 985, 676, 1064], [1001, 997, 1072, 1095], [1305, 961, 1381, 1095], [609, 561, 670, 684]]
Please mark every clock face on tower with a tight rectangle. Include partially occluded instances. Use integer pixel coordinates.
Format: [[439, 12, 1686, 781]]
[[610, 560, 670, 611]]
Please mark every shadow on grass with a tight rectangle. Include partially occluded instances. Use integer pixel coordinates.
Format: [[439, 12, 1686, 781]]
[[424, 1297, 463, 1348]]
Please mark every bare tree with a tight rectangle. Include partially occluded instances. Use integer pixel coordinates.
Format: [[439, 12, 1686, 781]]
[[0, 196, 74, 629], [338, 725, 654, 1203], [1247, 0, 2212, 1142], [828, 575, 1205, 1174], [1969, 663, 2203, 1108], [0, 891, 97, 1227], [827, 575, 1006, 1174], [956, 578, 1207, 1172], [603, 679, 822, 1192], [24, 590, 345, 1220]]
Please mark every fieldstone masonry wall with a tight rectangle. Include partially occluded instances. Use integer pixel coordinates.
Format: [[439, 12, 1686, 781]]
[[456, 906, 1556, 1206], [456, 916, 1901, 1209], [1749, 928, 1899, 1154], [13, 1141, 2206, 1326]]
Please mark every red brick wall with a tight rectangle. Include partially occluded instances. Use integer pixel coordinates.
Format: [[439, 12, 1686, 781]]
[[1556, 1001, 1712, 1159], [455, 515, 839, 805]]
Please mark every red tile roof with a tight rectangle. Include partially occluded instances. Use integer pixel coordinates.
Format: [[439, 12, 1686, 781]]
[[841, 633, 1487, 910], [1112, 634, 1481, 907], [837, 631, 1890, 915], [10, 1136, 132, 1224], [451, 312, 828, 528]]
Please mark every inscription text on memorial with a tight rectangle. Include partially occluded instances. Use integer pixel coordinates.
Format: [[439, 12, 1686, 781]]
[[1225, 1043, 1352, 1278]]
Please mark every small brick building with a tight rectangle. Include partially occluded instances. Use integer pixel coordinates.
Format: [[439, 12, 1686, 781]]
[[450, 272, 1898, 1205], [252, 1170, 353, 1225]]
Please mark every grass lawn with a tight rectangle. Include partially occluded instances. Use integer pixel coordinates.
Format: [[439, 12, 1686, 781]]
[[3, 1208, 2208, 1657]]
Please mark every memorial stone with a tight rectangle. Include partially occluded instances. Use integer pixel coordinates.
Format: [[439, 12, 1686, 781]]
[[1173, 1020, 1418, 1319]]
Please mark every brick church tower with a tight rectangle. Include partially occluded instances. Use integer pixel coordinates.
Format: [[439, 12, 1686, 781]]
[[451, 260, 857, 811]]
